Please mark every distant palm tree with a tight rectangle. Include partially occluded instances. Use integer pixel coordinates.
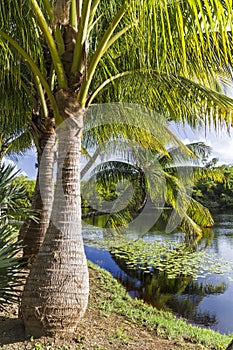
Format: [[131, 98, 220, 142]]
[[85, 141, 223, 236], [0, 0, 233, 337]]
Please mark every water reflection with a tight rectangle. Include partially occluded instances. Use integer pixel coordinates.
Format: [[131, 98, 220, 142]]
[[83, 211, 233, 334], [169, 281, 227, 327], [112, 252, 227, 328]]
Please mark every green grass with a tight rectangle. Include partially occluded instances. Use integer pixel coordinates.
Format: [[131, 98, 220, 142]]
[[1, 260, 232, 350], [88, 261, 233, 350]]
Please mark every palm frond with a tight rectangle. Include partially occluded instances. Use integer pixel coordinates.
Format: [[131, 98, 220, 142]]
[[0, 129, 33, 161], [84, 103, 192, 159], [0, 225, 26, 306], [90, 69, 233, 127], [180, 197, 214, 237], [88, 0, 233, 126]]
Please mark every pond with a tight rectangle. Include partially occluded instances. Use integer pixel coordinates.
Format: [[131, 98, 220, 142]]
[[82, 210, 233, 335]]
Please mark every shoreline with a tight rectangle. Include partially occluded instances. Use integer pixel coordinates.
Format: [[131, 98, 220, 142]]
[[0, 261, 232, 350]]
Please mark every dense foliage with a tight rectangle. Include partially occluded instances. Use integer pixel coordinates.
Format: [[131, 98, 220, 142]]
[[0, 165, 30, 306], [0, 166, 36, 223], [193, 165, 233, 211], [0, 225, 25, 305], [12, 176, 36, 221], [81, 142, 221, 237]]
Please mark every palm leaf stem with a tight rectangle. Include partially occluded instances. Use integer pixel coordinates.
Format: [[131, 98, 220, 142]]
[[70, 0, 78, 28], [71, 0, 92, 73], [77, 5, 126, 106], [54, 26, 65, 56], [87, 70, 133, 106], [0, 31, 61, 124], [42, 0, 53, 19], [88, 0, 101, 34], [29, 0, 67, 89], [35, 76, 48, 118]]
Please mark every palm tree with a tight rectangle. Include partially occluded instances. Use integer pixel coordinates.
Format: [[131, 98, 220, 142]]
[[83, 141, 223, 237], [1, 0, 233, 337]]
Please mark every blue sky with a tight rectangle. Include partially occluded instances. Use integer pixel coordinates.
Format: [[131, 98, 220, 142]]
[[4, 148, 37, 180]]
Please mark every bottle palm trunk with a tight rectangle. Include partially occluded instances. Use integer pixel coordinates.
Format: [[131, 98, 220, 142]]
[[19, 130, 56, 261], [21, 105, 89, 337]]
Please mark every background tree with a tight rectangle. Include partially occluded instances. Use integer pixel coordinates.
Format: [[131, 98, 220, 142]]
[[11, 176, 36, 222], [0, 0, 233, 337], [193, 164, 233, 210], [83, 141, 224, 237]]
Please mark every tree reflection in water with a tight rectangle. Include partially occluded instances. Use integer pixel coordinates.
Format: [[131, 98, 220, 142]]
[[112, 253, 226, 327]]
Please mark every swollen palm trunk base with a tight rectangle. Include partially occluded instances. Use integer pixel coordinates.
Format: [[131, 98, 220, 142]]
[[21, 224, 89, 337]]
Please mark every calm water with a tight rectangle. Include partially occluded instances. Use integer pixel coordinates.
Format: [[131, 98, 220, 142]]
[[83, 211, 233, 335]]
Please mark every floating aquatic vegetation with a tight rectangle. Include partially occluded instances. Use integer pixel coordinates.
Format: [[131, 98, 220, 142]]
[[94, 238, 233, 280]]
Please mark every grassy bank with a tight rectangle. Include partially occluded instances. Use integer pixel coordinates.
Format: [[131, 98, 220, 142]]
[[0, 262, 232, 350], [89, 262, 232, 350]]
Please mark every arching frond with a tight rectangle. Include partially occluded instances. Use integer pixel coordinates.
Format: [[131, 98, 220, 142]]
[[181, 197, 215, 236], [88, 0, 233, 125], [84, 103, 191, 157]]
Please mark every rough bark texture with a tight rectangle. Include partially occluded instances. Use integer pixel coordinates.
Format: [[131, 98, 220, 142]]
[[20, 130, 56, 261], [21, 101, 89, 337]]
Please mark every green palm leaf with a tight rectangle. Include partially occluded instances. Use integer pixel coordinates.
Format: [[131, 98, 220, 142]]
[[0, 225, 26, 306]]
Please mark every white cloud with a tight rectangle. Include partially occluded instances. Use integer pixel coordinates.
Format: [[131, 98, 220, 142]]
[[205, 131, 233, 165], [169, 122, 233, 165]]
